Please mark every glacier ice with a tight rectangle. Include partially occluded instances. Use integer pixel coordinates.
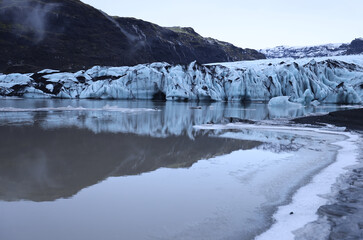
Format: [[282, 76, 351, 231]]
[[268, 96, 302, 108], [0, 74, 32, 89], [0, 55, 362, 104]]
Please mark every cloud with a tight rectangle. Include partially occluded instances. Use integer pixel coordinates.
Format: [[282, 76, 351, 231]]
[[0, 0, 60, 43]]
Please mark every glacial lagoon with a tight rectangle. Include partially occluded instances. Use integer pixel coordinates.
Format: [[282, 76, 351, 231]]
[[0, 99, 357, 240]]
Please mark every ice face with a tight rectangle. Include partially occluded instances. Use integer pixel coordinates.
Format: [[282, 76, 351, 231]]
[[0, 56, 362, 104]]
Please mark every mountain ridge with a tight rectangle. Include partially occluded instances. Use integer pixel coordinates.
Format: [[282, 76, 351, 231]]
[[260, 38, 363, 59], [0, 0, 265, 73]]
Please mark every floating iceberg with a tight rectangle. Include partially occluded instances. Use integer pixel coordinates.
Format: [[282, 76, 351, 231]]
[[1, 55, 362, 104], [268, 96, 302, 108]]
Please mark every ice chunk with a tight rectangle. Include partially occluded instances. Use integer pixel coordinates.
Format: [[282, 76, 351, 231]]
[[311, 100, 320, 106], [268, 96, 302, 108], [296, 89, 314, 105], [0, 74, 31, 88], [45, 84, 54, 92]]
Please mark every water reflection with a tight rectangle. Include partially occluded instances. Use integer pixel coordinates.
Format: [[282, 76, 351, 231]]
[[0, 123, 343, 240], [0, 125, 259, 202], [0, 99, 356, 137], [0, 99, 348, 240]]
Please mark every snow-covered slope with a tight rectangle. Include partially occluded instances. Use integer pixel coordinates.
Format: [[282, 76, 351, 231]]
[[1, 55, 363, 104], [260, 43, 348, 59]]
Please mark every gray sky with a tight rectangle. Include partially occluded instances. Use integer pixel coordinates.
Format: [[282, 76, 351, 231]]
[[81, 0, 363, 49]]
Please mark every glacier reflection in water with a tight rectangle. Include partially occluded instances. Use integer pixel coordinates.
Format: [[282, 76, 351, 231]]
[[0, 99, 349, 240], [0, 99, 356, 137]]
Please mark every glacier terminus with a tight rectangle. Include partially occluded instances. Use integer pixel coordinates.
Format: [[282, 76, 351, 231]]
[[1, 55, 363, 105]]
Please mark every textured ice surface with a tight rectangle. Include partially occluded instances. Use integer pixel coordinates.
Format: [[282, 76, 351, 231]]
[[1, 55, 363, 104], [0, 74, 32, 88]]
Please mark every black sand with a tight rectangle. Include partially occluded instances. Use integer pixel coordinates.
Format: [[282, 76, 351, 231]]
[[293, 108, 363, 131], [318, 167, 363, 239]]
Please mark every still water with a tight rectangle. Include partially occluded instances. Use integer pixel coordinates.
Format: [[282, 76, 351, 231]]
[[0, 99, 351, 240]]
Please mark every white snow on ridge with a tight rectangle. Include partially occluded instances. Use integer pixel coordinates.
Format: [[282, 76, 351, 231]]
[[0, 55, 363, 104], [211, 54, 363, 69], [259, 43, 348, 59]]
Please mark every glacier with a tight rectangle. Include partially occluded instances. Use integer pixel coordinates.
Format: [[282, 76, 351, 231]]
[[0, 55, 362, 104]]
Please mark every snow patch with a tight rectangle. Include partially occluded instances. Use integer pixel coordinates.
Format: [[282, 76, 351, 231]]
[[260, 43, 347, 59]]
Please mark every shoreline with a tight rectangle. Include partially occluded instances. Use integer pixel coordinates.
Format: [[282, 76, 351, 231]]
[[195, 123, 361, 240], [256, 130, 360, 240], [293, 108, 363, 132], [290, 108, 363, 239], [199, 108, 363, 239], [257, 108, 363, 239]]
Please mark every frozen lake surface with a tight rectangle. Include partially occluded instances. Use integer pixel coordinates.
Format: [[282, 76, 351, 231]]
[[0, 99, 359, 240]]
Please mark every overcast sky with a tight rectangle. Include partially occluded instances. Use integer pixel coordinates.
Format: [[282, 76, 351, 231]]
[[81, 0, 363, 49]]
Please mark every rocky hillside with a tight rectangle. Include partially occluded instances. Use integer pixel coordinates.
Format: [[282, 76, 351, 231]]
[[346, 38, 363, 55], [261, 38, 363, 59], [0, 0, 265, 73]]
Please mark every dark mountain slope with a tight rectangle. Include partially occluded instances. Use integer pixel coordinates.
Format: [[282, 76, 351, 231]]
[[114, 17, 264, 64], [346, 38, 363, 55], [0, 0, 265, 73]]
